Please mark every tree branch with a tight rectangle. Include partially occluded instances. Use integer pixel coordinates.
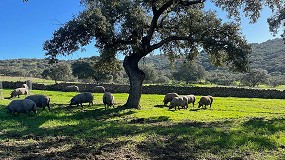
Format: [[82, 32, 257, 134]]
[[149, 36, 191, 52], [145, 0, 173, 46], [112, 38, 133, 46], [151, 0, 157, 13], [177, 0, 206, 6], [144, 0, 205, 47]]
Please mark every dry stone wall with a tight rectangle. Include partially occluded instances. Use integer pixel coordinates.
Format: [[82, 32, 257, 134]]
[[2, 81, 285, 99]]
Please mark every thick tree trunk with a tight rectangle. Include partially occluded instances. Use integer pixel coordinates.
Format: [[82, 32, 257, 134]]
[[123, 54, 145, 109]]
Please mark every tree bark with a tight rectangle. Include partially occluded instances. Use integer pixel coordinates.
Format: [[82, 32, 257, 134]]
[[123, 54, 145, 109]]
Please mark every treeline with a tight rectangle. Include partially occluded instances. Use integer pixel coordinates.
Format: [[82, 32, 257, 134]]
[[0, 58, 50, 77], [140, 38, 285, 87], [1, 38, 285, 87]]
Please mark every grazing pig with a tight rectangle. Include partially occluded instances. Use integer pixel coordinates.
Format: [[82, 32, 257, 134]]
[[8, 88, 29, 99], [103, 92, 115, 110], [25, 95, 50, 111], [91, 86, 105, 93], [198, 95, 214, 109], [63, 85, 79, 92], [163, 93, 179, 106], [69, 92, 94, 108], [6, 99, 37, 115], [22, 84, 29, 89], [186, 94, 196, 108], [169, 96, 188, 110]]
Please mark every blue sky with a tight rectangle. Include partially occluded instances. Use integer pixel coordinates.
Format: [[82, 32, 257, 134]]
[[0, 1, 282, 60]]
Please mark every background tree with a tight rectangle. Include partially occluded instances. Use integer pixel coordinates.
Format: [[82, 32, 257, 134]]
[[240, 68, 269, 87], [173, 63, 206, 84], [206, 71, 239, 86], [156, 75, 171, 84], [41, 62, 73, 84], [140, 64, 159, 84], [72, 60, 96, 82], [268, 8, 285, 39], [93, 58, 122, 84], [43, 0, 284, 109], [72, 56, 122, 84], [268, 75, 285, 88]]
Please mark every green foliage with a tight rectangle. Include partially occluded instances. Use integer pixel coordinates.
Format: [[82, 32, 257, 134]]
[[72, 60, 96, 80], [41, 0, 284, 108], [240, 68, 269, 87], [206, 71, 239, 86], [268, 75, 285, 88], [140, 64, 159, 84], [250, 38, 285, 74], [141, 38, 285, 86], [156, 75, 170, 84], [173, 63, 206, 83], [0, 59, 50, 78], [93, 57, 122, 83], [268, 8, 285, 36], [1, 89, 285, 159], [41, 0, 281, 72], [2, 37, 285, 86]]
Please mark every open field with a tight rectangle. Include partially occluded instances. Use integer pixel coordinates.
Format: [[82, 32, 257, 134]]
[[0, 76, 57, 85], [0, 89, 285, 159], [0, 76, 63, 85]]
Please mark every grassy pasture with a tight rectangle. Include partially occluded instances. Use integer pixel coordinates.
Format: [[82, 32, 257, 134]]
[[0, 89, 285, 159], [0, 76, 60, 85]]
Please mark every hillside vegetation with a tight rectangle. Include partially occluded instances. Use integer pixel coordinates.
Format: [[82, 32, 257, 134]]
[[143, 38, 285, 74], [1, 38, 285, 86]]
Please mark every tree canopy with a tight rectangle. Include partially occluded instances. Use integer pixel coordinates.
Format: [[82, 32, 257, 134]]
[[41, 62, 73, 83], [240, 68, 269, 87], [43, 0, 284, 108], [173, 63, 206, 83]]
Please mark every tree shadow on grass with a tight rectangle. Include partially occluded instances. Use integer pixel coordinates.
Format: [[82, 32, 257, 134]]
[[28, 117, 285, 159], [128, 116, 170, 124], [0, 104, 135, 139], [136, 118, 285, 159], [154, 104, 167, 108], [1, 104, 285, 159]]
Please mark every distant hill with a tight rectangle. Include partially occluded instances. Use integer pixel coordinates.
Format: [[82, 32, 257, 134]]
[[250, 38, 285, 74], [1, 38, 285, 78], [141, 38, 285, 75]]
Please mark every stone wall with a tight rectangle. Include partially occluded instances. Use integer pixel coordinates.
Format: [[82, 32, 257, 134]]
[[2, 81, 285, 99]]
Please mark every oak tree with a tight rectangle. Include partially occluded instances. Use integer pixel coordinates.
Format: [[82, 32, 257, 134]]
[[41, 62, 73, 84], [43, 0, 284, 109]]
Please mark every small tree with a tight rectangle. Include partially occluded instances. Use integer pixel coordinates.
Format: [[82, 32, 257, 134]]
[[206, 71, 238, 86], [41, 62, 73, 84], [240, 69, 269, 87], [72, 58, 122, 84], [173, 63, 206, 84], [156, 75, 170, 84], [268, 75, 285, 88], [140, 64, 159, 84], [72, 60, 96, 81]]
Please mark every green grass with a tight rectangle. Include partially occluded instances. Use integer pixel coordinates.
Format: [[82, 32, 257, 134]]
[[0, 89, 285, 159]]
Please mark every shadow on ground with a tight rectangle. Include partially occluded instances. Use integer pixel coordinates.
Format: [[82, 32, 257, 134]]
[[0, 104, 285, 159]]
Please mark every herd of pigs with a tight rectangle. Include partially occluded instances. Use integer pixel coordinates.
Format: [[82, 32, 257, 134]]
[[4, 84, 114, 115], [3, 84, 213, 115], [163, 93, 213, 110]]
